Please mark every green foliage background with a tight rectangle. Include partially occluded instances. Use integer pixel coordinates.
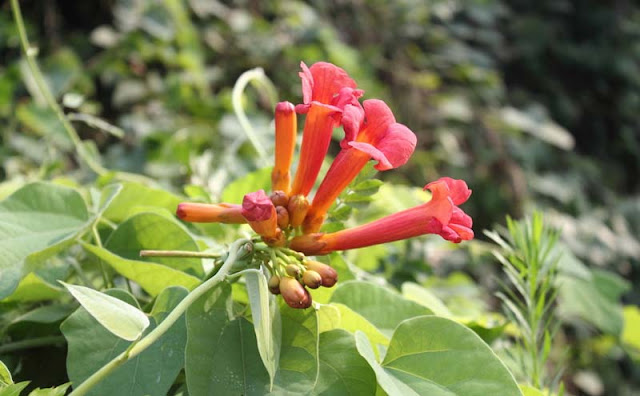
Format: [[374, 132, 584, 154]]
[[1, 0, 639, 395]]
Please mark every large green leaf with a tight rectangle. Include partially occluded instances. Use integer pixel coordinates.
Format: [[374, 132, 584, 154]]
[[61, 287, 188, 396], [557, 269, 630, 336], [245, 270, 281, 388], [102, 182, 183, 223], [356, 316, 522, 396], [271, 302, 319, 394], [83, 243, 200, 296], [0, 182, 90, 299], [105, 212, 203, 276], [330, 281, 432, 336], [317, 303, 389, 346], [60, 282, 149, 341], [27, 383, 71, 396], [222, 167, 272, 203], [186, 285, 319, 395], [185, 283, 270, 395], [313, 329, 376, 395]]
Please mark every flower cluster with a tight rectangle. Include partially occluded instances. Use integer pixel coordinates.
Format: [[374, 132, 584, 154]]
[[177, 62, 473, 308]]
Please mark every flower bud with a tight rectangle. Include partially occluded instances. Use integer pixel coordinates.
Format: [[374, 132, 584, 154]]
[[285, 264, 301, 278], [302, 270, 322, 289], [270, 190, 289, 208], [242, 190, 278, 238], [268, 275, 281, 295], [276, 206, 290, 229], [280, 277, 312, 309], [288, 194, 310, 228], [305, 260, 338, 287], [262, 228, 286, 247], [176, 202, 245, 223]]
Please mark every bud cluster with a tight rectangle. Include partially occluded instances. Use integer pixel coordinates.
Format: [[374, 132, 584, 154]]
[[264, 253, 337, 309]]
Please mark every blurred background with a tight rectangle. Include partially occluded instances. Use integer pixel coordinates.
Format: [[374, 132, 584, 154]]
[[1, 0, 639, 394]]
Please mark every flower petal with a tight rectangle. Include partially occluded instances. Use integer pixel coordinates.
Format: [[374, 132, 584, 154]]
[[308, 62, 357, 104], [299, 61, 313, 104], [428, 177, 472, 205], [347, 141, 392, 170], [340, 103, 364, 148], [359, 99, 396, 143], [374, 123, 416, 170]]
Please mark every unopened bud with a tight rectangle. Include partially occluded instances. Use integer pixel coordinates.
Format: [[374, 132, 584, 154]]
[[276, 206, 290, 229], [305, 260, 338, 287], [280, 277, 312, 309], [262, 228, 286, 247], [288, 194, 310, 228], [242, 190, 278, 238], [302, 270, 322, 289], [268, 275, 281, 295], [285, 264, 301, 278], [270, 191, 289, 208]]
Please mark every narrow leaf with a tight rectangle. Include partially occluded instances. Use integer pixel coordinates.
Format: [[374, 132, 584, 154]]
[[60, 282, 149, 341]]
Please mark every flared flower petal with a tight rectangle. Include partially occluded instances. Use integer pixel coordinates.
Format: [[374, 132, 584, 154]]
[[303, 99, 416, 232], [290, 177, 473, 254], [291, 62, 362, 197]]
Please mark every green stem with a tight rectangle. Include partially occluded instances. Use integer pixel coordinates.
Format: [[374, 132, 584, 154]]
[[231, 68, 277, 165], [10, 0, 106, 176], [139, 250, 223, 259], [0, 336, 66, 354], [69, 239, 250, 396], [11, 0, 157, 186]]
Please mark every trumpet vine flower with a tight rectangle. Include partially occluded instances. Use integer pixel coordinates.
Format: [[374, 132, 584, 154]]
[[175, 61, 473, 308], [290, 62, 363, 197], [303, 99, 417, 233], [290, 177, 473, 255]]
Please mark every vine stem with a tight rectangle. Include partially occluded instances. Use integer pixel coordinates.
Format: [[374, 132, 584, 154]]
[[10, 0, 106, 176], [140, 250, 222, 259], [231, 67, 278, 166], [11, 0, 157, 186], [0, 336, 66, 354], [69, 239, 251, 396]]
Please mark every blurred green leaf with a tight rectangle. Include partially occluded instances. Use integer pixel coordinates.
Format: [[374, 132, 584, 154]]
[[0, 183, 90, 299]]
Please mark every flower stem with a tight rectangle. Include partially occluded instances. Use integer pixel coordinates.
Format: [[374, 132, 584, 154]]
[[231, 67, 277, 166], [0, 336, 66, 354], [139, 250, 223, 259], [10, 0, 106, 176], [69, 239, 251, 396]]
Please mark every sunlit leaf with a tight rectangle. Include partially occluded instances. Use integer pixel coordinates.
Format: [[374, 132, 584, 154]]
[[60, 282, 149, 341]]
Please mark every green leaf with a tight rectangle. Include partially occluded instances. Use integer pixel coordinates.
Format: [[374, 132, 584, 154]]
[[27, 383, 71, 396], [358, 316, 522, 396], [10, 304, 74, 327], [317, 303, 389, 347], [245, 270, 281, 388], [557, 269, 629, 335], [0, 361, 12, 386], [105, 212, 203, 276], [0, 182, 90, 299], [102, 182, 183, 223], [62, 287, 188, 396], [272, 302, 319, 393], [186, 284, 270, 395], [60, 282, 149, 341], [330, 281, 432, 336], [222, 167, 272, 203], [0, 382, 29, 396], [401, 282, 453, 317], [519, 384, 546, 396], [83, 243, 200, 296], [2, 273, 63, 303], [622, 305, 640, 359], [313, 329, 377, 395]]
